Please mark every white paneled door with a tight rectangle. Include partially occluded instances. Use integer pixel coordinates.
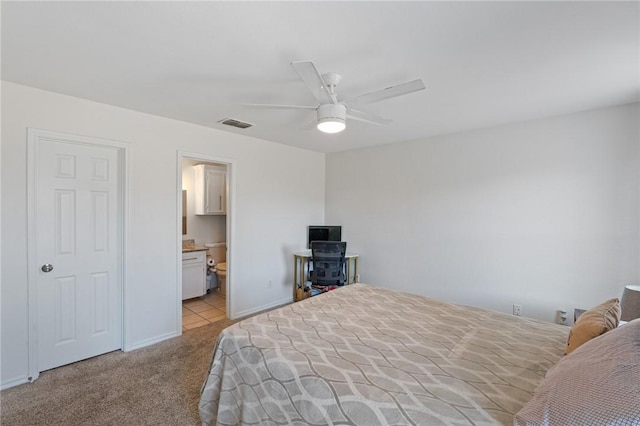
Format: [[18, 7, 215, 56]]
[[34, 136, 123, 372]]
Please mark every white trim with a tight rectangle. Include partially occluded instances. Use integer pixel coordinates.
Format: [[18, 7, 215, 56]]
[[120, 147, 133, 352], [0, 376, 30, 391], [26, 128, 130, 379], [26, 132, 39, 382], [125, 331, 179, 351], [177, 151, 236, 326], [234, 297, 292, 319]]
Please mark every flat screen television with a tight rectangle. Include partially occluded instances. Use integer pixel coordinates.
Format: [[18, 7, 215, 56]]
[[308, 225, 342, 248]]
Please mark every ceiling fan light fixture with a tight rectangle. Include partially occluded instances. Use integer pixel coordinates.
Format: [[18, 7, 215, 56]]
[[317, 118, 345, 134], [317, 104, 346, 134]]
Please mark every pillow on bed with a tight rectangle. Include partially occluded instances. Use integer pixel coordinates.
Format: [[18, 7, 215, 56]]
[[564, 297, 620, 355], [515, 319, 640, 426]]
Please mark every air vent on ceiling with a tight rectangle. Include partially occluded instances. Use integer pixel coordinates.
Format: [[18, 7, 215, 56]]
[[219, 118, 253, 129]]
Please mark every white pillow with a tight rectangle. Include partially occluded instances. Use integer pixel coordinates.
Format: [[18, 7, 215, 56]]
[[515, 319, 640, 425]]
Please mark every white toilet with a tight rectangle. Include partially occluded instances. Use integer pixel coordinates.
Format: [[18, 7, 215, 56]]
[[205, 242, 227, 298]]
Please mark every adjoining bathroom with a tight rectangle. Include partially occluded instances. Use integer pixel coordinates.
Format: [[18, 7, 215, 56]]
[[181, 158, 228, 331]]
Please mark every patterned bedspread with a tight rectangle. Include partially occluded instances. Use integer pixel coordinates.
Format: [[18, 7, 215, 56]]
[[199, 284, 568, 425]]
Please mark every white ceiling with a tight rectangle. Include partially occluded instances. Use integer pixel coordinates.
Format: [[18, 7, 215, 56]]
[[2, 1, 638, 153]]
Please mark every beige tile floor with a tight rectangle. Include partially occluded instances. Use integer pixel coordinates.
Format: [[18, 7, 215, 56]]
[[182, 291, 226, 332]]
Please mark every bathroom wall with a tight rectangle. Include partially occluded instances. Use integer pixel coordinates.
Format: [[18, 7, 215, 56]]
[[181, 158, 226, 246]]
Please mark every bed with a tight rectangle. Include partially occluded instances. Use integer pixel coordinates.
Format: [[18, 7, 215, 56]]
[[199, 283, 575, 425]]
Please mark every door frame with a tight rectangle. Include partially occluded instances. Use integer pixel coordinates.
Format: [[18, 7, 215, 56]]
[[26, 128, 130, 382], [177, 151, 235, 327]]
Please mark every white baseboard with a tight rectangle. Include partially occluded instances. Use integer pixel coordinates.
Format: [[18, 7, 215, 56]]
[[125, 330, 179, 352], [1, 375, 29, 391], [233, 296, 293, 319]]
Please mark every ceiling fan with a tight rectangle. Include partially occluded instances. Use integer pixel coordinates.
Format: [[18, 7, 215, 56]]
[[242, 61, 425, 134]]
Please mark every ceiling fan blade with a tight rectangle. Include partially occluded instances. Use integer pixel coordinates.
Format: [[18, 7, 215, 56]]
[[345, 79, 425, 107], [291, 61, 336, 105], [347, 109, 392, 125], [241, 103, 317, 110]]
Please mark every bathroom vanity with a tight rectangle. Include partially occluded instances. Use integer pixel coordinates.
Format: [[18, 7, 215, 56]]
[[182, 247, 207, 300]]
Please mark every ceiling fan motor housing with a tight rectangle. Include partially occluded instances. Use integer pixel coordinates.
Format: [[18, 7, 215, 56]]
[[317, 103, 346, 133]]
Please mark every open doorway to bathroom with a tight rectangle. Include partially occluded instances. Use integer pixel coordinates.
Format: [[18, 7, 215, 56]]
[[178, 154, 231, 332]]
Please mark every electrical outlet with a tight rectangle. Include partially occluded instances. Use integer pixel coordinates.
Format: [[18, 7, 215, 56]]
[[513, 304, 522, 316], [355, 274, 360, 283], [268, 280, 272, 287], [558, 309, 568, 325]]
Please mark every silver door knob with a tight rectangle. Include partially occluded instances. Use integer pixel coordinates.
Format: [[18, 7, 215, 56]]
[[41, 264, 54, 273]]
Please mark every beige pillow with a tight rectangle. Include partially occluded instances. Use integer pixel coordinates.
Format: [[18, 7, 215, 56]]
[[564, 298, 620, 355]]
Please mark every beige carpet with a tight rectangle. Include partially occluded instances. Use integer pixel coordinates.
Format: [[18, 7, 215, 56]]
[[1, 319, 237, 425]]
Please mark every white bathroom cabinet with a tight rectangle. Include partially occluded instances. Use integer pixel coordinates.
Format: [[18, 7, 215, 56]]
[[182, 250, 206, 300], [194, 164, 226, 215]]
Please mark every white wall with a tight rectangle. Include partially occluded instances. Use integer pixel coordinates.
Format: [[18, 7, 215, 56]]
[[1, 82, 325, 388], [326, 103, 640, 323], [181, 159, 226, 246]]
